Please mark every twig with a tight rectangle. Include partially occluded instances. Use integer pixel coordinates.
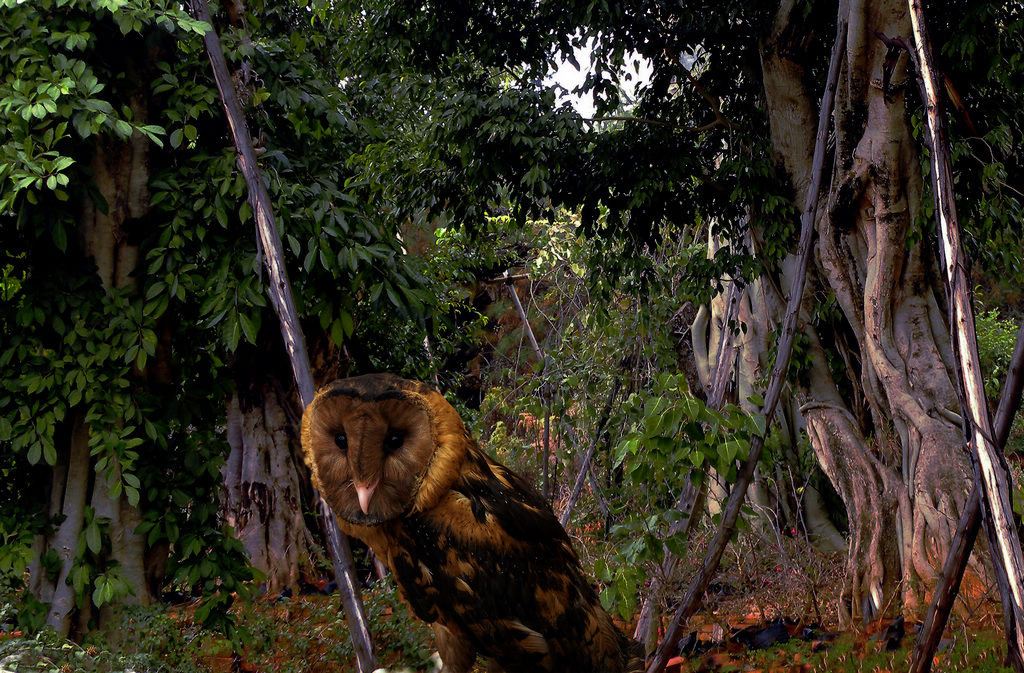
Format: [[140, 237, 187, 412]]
[[502, 272, 554, 496], [585, 50, 736, 134], [676, 60, 737, 131], [559, 378, 622, 528], [583, 115, 730, 133]]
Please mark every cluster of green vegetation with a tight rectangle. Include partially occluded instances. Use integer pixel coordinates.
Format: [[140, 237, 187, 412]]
[[0, 579, 433, 673]]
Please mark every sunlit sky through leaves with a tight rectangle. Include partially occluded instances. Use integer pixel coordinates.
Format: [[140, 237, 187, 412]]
[[546, 38, 653, 118]]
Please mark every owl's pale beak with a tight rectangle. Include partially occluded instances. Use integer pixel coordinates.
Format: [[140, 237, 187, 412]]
[[354, 477, 379, 514]]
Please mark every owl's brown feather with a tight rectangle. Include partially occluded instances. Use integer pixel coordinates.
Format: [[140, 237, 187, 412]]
[[302, 374, 643, 673]]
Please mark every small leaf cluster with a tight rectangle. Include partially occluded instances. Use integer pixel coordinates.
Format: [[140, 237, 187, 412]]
[[975, 307, 1021, 400], [2, 279, 154, 496], [933, 0, 1024, 287], [615, 374, 765, 484], [0, 626, 165, 673], [599, 374, 766, 617], [975, 306, 1024, 455], [0, 0, 209, 213]]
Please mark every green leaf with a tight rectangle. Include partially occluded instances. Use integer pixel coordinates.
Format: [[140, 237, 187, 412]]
[[238, 312, 257, 344], [92, 578, 107, 607], [43, 441, 57, 466], [339, 310, 354, 337], [748, 413, 767, 438], [330, 317, 345, 346], [85, 523, 101, 554], [227, 318, 241, 351], [166, 520, 179, 543], [680, 397, 703, 422], [664, 531, 688, 557]]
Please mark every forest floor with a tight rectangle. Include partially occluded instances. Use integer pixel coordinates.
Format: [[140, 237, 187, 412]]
[[0, 528, 1013, 673]]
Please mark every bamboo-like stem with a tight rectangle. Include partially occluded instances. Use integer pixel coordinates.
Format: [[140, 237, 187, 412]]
[[910, 321, 1024, 673], [905, 2, 1024, 670], [187, 2, 376, 670]]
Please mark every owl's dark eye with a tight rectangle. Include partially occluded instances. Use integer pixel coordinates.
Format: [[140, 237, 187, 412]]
[[334, 432, 348, 452], [383, 430, 404, 453]]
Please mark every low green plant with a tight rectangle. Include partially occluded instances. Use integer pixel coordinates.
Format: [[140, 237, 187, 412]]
[[229, 577, 433, 673], [0, 624, 171, 673], [91, 602, 221, 673], [597, 372, 766, 619], [975, 307, 1024, 454], [739, 626, 1013, 673]]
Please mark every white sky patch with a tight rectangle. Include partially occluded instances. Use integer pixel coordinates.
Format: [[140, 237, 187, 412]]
[[545, 37, 653, 118]]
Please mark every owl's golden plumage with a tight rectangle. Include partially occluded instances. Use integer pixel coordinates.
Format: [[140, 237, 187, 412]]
[[301, 374, 643, 673]]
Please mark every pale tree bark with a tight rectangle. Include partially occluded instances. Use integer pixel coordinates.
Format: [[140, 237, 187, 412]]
[[911, 320, 1024, 672], [41, 418, 92, 635], [753, 0, 986, 622], [206, 0, 343, 602], [905, 1, 1024, 666], [693, 238, 846, 554], [221, 384, 318, 595], [645, 9, 844, 668]]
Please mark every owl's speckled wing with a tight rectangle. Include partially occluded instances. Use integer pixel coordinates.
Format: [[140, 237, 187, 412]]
[[387, 447, 639, 673]]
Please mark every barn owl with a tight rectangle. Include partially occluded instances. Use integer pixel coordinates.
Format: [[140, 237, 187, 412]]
[[301, 373, 643, 673]]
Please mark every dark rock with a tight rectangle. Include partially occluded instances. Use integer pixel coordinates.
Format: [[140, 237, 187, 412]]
[[732, 619, 790, 650], [883, 616, 905, 651]]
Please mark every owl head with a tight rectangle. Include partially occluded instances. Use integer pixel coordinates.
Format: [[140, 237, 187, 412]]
[[301, 374, 470, 526]]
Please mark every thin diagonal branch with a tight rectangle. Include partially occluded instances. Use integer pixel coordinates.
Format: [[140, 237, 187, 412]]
[[187, 2, 376, 670], [644, 6, 847, 669]]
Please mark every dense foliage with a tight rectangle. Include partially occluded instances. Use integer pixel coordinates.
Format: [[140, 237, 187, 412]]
[[0, 0, 438, 633]]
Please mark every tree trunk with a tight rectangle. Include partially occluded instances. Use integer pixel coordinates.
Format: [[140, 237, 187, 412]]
[[189, 4, 377, 668], [753, 0, 986, 621], [692, 239, 847, 552], [907, 2, 1024, 663], [35, 96, 160, 636], [221, 381, 318, 595]]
